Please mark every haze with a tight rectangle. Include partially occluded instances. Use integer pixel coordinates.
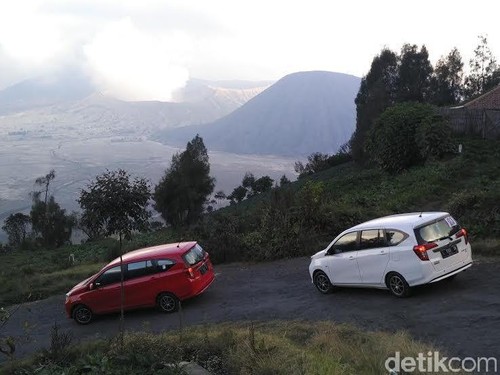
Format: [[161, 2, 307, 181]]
[[0, 0, 497, 101]]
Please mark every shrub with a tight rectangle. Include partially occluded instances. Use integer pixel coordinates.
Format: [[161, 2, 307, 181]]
[[367, 102, 450, 173]]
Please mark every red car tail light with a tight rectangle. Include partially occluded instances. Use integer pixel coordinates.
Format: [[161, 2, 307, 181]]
[[456, 228, 468, 244], [413, 242, 437, 261], [186, 267, 196, 279]]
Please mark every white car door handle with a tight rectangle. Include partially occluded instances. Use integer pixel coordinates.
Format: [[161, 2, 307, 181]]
[[379, 251, 386, 255], [348, 256, 355, 260]]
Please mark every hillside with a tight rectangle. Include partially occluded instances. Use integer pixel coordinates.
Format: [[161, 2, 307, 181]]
[[192, 137, 500, 263], [0, 75, 268, 128], [0, 68, 94, 114], [159, 71, 361, 156]]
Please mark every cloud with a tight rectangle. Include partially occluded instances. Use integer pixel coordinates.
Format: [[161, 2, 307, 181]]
[[83, 18, 190, 101]]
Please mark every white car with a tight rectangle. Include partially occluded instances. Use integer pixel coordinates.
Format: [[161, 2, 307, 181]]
[[309, 212, 472, 297]]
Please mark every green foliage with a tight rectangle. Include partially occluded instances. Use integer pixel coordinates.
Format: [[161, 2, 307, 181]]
[[367, 102, 452, 173], [279, 175, 291, 186], [227, 173, 274, 203], [352, 38, 500, 165], [415, 114, 455, 160], [430, 47, 464, 106], [28, 170, 76, 249], [33, 169, 55, 205], [464, 34, 498, 99], [154, 135, 215, 227], [6, 322, 448, 375], [351, 48, 399, 161], [241, 172, 255, 190], [251, 176, 274, 195], [447, 184, 500, 238], [31, 196, 76, 249], [78, 169, 151, 242], [295, 151, 351, 178], [227, 185, 247, 204], [200, 138, 499, 262], [2, 213, 31, 249], [397, 44, 433, 102], [294, 153, 329, 176]]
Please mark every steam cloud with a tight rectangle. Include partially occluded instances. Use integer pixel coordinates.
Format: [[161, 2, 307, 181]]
[[84, 18, 190, 102]]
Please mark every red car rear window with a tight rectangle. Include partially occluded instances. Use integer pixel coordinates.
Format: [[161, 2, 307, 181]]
[[182, 244, 206, 266]]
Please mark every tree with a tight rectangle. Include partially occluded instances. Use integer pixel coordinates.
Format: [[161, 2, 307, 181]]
[[252, 176, 274, 195], [214, 190, 227, 202], [396, 44, 433, 103], [30, 170, 75, 248], [33, 169, 55, 204], [78, 168, 151, 342], [227, 185, 247, 204], [78, 169, 151, 244], [31, 196, 75, 248], [295, 151, 351, 178], [154, 135, 215, 227], [294, 153, 330, 177], [465, 35, 498, 98], [240, 172, 273, 196], [241, 173, 256, 192], [77, 209, 106, 241], [484, 68, 500, 93], [2, 213, 31, 249], [279, 175, 291, 186], [351, 48, 399, 161], [430, 47, 464, 106]]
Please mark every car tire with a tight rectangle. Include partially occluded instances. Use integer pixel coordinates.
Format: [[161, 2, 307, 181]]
[[313, 271, 334, 294], [73, 304, 93, 325], [386, 272, 411, 298], [157, 292, 179, 313]]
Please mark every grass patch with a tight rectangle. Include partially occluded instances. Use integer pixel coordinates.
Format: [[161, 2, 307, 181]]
[[0, 261, 103, 306], [3, 321, 459, 375], [0, 230, 177, 307]]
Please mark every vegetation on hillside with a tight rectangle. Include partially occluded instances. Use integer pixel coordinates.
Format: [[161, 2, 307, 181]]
[[4, 321, 449, 375], [186, 137, 499, 264], [366, 102, 453, 173], [350, 35, 499, 163]]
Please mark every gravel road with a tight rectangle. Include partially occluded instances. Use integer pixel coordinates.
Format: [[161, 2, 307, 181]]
[[1, 257, 499, 363]]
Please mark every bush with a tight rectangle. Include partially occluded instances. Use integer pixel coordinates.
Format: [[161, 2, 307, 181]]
[[367, 102, 451, 173], [415, 114, 455, 159]]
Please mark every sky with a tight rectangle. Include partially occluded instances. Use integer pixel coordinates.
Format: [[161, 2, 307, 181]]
[[0, 0, 498, 101]]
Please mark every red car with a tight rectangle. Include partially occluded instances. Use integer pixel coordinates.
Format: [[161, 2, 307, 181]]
[[65, 241, 215, 324]]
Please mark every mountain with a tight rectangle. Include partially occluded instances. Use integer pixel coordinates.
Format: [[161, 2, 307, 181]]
[[0, 75, 269, 130], [171, 78, 271, 122], [0, 68, 95, 114], [159, 71, 361, 156]]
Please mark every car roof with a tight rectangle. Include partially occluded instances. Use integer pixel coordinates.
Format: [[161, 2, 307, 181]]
[[349, 212, 449, 232], [107, 241, 197, 267]]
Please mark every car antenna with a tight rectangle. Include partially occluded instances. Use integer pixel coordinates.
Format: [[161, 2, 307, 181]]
[[177, 239, 184, 248], [419, 212, 422, 218]]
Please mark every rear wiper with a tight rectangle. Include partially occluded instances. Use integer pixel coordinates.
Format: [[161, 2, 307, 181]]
[[436, 235, 452, 241]]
